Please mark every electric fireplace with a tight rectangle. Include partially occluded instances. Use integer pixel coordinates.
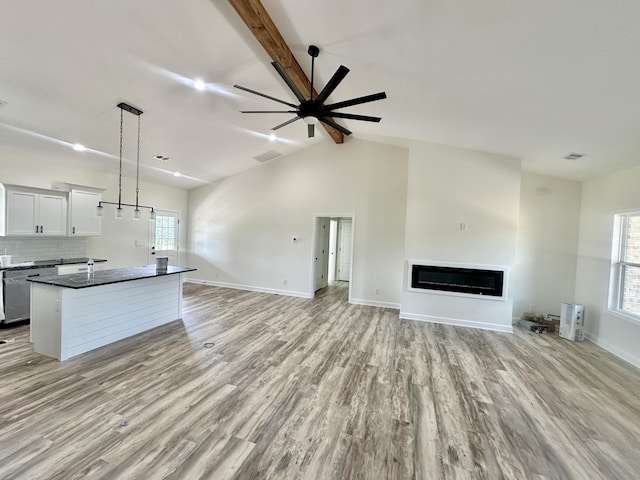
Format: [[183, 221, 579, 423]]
[[409, 262, 506, 299]]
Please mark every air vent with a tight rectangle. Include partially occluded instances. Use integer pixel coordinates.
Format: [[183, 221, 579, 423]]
[[252, 150, 281, 163], [563, 152, 586, 160], [154, 154, 170, 162]]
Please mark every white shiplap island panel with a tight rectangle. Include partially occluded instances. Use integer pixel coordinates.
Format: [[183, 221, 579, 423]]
[[29, 265, 195, 361]]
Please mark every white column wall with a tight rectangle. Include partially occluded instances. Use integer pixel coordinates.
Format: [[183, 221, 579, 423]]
[[400, 141, 521, 331]]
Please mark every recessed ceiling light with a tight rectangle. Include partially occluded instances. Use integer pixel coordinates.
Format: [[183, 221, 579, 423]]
[[269, 131, 276, 141], [154, 154, 170, 161], [73, 143, 86, 152], [194, 79, 206, 91], [563, 152, 587, 160], [173, 172, 181, 177]]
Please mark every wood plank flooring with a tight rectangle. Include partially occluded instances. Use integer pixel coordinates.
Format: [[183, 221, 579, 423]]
[[0, 282, 639, 479]]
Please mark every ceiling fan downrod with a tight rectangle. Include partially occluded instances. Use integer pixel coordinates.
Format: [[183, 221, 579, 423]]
[[308, 44, 319, 101]]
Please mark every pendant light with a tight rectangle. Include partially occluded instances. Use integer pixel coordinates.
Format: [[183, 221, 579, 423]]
[[96, 102, 156, 221]]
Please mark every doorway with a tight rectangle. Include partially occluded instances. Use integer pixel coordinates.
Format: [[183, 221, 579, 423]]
[[312, 215, 354, 299], [149, 210, 180, 265]]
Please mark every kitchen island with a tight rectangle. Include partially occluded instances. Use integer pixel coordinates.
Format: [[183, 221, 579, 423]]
[[27, 265, 196, 360]]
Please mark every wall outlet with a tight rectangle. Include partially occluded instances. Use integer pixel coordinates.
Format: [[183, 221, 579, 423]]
[[283, 279, 288, 285], [375, 288, 380, 295]]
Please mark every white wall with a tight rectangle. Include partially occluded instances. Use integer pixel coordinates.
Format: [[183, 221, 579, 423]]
[[187, 138, 408, 305], [512, 172, 581, 318], [0, 150, 188, 268], [400, 141, 521, 331], [575, 165, 640, 368]]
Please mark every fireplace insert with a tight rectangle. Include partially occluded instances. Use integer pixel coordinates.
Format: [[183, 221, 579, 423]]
[[410, 264, 505, 297]]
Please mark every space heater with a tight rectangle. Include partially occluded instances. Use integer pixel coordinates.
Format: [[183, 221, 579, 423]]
[[559, 303, 584, 341]]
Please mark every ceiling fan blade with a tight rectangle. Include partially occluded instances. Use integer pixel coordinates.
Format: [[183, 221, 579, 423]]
[[319, 117, 352, 136], [308, 124, 315, 138], [324, 92, 387, 111], [315, 65, 350, 105], [240, 110, 298, 114], [234, 84, 298, 108], [271, 62, 307, 103], [325, 112, 382, 122], [272, 116, 301, 131]]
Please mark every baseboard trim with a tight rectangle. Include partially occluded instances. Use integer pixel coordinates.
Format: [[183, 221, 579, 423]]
[[350, 298, 400, 310], [185, 278, 313, 299], [399, 311, 513, 333], [583, 331, 640, 369]]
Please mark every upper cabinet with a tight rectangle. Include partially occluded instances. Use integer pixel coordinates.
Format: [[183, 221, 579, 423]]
[[1, 185, 68, 236], [1, 183, 103, 237], [69, 188, 102, 236]]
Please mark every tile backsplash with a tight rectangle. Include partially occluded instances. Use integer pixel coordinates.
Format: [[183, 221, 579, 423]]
[[0, 237, 87, 263]]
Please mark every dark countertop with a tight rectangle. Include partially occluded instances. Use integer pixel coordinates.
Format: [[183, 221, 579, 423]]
[[1, 257, 107, 272], [27, 265, 196, 289]]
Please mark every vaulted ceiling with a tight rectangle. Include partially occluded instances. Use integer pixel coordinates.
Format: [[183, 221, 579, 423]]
[[2, 0, 640, 189]]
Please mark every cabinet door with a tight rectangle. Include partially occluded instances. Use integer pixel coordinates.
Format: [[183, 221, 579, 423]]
[[70, 190, 101, 236], [6, 190, 38, 235], [39, 193, 67, 236]]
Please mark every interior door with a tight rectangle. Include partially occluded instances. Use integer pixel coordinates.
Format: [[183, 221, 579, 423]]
[[149, 210, 180, 265], [337, 219, 352, 281], [314, 217, 330, 291]]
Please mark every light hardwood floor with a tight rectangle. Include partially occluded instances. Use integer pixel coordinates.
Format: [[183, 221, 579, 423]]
[[0, 282, 639, 479]]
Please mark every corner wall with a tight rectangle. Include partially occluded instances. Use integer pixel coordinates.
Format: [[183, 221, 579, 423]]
[[575, 164, 640, 368], [512, 172, 581, 318], [400, 141, 522, 331]]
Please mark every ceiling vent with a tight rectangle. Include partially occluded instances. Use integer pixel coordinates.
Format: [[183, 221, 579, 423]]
[[563, 152, 586, 160], [252, 150, 281, 163]]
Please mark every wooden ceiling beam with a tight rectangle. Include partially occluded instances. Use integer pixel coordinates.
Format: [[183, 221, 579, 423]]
[[227, 0, 344, 144]]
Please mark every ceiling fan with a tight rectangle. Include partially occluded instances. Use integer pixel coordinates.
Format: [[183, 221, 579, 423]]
[[234, 45, 387, 138]]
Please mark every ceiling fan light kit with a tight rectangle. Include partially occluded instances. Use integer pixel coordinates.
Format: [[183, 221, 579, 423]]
[[234, 45, 386, 139]]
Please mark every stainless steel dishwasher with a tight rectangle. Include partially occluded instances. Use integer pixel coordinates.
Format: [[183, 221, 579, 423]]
[[2, 267, 57, 324]]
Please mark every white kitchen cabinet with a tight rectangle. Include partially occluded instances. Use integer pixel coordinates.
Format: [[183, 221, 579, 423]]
[[69, 188, 102, 236], [2, 185, 67, 236]]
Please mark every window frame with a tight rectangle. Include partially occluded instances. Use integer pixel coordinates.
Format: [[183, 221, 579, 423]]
[[609, 212, 640, 325]]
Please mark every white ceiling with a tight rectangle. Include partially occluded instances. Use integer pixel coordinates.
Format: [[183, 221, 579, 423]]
[[2, 0, 640, 189]]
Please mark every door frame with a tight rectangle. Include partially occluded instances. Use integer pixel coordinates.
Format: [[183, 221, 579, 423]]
[[310, 213, 355, 302], [148, 209, 181, 265]]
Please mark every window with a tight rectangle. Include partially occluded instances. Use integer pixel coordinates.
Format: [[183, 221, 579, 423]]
[[611, 212, 640, 319], [154, 215, 176, 251]]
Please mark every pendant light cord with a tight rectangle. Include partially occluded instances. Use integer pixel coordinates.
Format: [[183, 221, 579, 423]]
[[118, 107, 123, 209], [135, 115, 140, 210]]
